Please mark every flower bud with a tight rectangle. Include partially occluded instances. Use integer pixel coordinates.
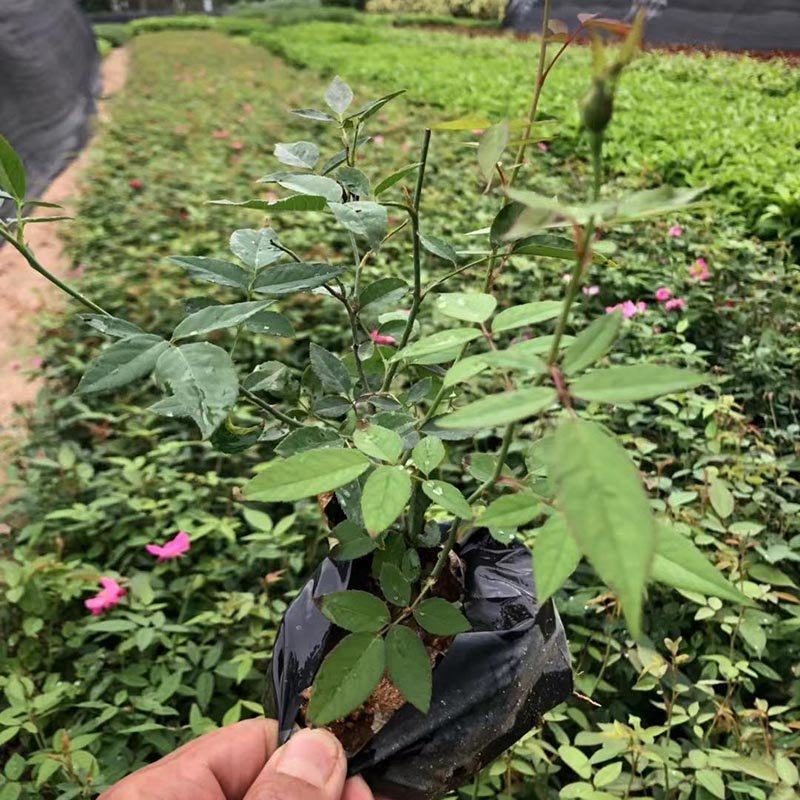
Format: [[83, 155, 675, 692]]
[[580, 78, 614, 135]]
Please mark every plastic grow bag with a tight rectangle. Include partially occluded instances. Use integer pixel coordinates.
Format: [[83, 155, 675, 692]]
[[264, 530, 573, 800]]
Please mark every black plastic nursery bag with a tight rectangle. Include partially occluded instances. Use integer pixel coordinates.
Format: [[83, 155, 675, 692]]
[[264, 530, 573, 800]]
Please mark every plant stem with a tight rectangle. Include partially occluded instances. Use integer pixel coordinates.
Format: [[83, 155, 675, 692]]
[[0, 225, 112, 317], [240, 386, 304, 429], [509, 0, 553, 187], [467, 421, 515, 503]]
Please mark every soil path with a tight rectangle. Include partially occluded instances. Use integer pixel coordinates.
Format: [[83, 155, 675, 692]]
[[0, 47, 129, 436]]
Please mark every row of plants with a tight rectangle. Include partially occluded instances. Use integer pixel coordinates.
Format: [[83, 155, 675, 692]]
[[2, 21, 799, 800]]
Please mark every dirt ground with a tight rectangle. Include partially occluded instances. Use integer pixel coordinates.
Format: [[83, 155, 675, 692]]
[[0, 47, 129, 439]]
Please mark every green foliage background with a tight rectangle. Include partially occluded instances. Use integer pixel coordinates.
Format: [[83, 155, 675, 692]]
[[1, 21, 799, 800]]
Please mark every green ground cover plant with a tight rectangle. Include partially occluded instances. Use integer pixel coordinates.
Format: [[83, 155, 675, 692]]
[[1, 21, 799, 800]]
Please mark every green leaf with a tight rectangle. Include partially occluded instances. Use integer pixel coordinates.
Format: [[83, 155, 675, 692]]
[[361, 466, 411, 536], [336, 166, 371, 199], [558, 745, 592, 780], [310, 343, 352, 395], [153, 343, 239, 439], [438, 387, 557, 429], [273, 140, 319, 169], [394, 328, 481, 363], [229, 228, 283, 269], [77, 334, 168, 395], [346, 89, 405, 122], [443, 356, 490, 388], [481, 493, 541, 529], [696, 769, 725, 800], [258, 173, 342, 203], [413, 598, 471, 636], [651, 524, 750, 605], [210, 195, 327, 213], [353, 424, 403, 464], [170, 256, 250, 291], [563, 312, 623, 375], [478, 119, 509, 179], [532, 514, 582, 602], [252, 262, 345, 295], [481, 342, 547, 373], [329, 201, 388, 250], [380, 564, 411, 607], [386, 626, 431, 712], [608, 185, 707, 223], [359, 276, 408, 310], [594, 761, 623, 788], [709, 478, 734, 519], [374, 163, 421, 196], [321, 136, 370, 175], [571, 365, 706, 403], [421, 480, 471, 518], [0, 135, 25, 200], [435, 292, 496, 323], [492, 301, 563, 333], [243, 361, 288, 393], [332, 521, 377, 561], [245, 448, 370, 502], [411, 436, 445, 475], [324, 75, 354, 116], [172, 301, 270, 341], [275, 426, 341, 458], [547, 419, 656, 637], [291, 107, 335, 123], [322, 590, 390, 632], [420, 233, 458, 265], [80, 314, 144, 339], [432, 114, 492, 131], [306, 633, 385, 726], [244, 310, 295, 337]]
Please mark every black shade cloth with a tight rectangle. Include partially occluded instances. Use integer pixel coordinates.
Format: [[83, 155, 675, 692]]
[[265, 530, 573, 800], [503, 0, 800, 52]]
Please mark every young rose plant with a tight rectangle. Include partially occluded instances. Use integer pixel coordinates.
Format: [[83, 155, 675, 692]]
[[0, 11, 750, 730]]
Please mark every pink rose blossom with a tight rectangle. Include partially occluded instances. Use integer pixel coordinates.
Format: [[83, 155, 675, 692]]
[[373, 135, 385, 146], [664, 297, 687, 312], [85, 577, 126, 616], [146, 530, 191, 562], [668, 225, 683, 238], [582, 285, 600, 296], [537, 141, 549, 153], [655, 286, 672, 303], [689, 258, 711, 281], [370, 329, 396, 346], [606, 300, 646, 319]]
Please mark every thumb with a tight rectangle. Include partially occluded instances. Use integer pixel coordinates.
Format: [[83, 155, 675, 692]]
[[243, 728, 347, 800]]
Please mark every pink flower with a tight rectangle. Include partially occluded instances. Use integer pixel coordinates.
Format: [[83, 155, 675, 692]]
[[146, 531, 191, 562], [582, 285, 600, 296], [668, 225, 683, 238], [212, 129, 230, 139], [562, 272, 572, 283], [606, 300, 646, 319], [30, 357, 44, 369], [129, 179, 142, 191], [537, 141, 549, 153], [689, 258, 711, 281], [85, 577, 126, 616], [369, 329, 396, 346], [373, 135, 385, 146], [471, 129, 484, 136], [9, 361, 20, 372], [664, 297, 687, 312], [655, 286, 672, 303]]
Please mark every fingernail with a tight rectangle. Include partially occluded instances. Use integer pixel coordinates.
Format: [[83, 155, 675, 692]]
[[275, 729, 340, 788]]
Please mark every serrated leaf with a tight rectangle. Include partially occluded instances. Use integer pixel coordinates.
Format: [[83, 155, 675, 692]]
[[652, 524, 750, 605], [229, 228, 283, 269], [170, 256, 250, 291], [571, 365, 706, 403], [380, 564, 411, 607], [361, 466, 412, 535], [386, 626, 431, 712], [0, 135, 25, 200], [324, 75, 354, 115], [411, 436, 445, 475], [394, 328, 481, 364], [172, 301, 270, 341], [329, 201, 388, 250], [252, 262, 345, 295], [420, 233, 458, 266], [435, 292, 496, 323], [478, 119, 509, 179], [353, 424, 403, 464], [322, 590, 389, 632], [413, 598, 471, 635], [421, 480, 471, 518], [153, 343, 238, 439], [438, 387, 556, 429], [273, 140, 319, 169], [492, 301, 563, 333], [275, 427, 341, 457], [245, 448, 370, 502], [310, 343, 352, 395], [77, 334, 168, 395], [374, 163, 421, 196], [481, 493, 540, 529], [547, 419, 656, 637], [563, 312, 623, 375], [533, 514, 582, 602], [258, 173, 342, 203], [306, 633, 385, 726]]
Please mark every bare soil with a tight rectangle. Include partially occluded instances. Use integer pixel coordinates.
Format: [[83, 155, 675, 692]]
[[0, 47, 129, 441]]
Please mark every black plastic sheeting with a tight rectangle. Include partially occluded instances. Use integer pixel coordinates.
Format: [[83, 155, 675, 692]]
[[503, 0, 800, 52], [0, 0, 99, 216], [265, 530, 573, 800]]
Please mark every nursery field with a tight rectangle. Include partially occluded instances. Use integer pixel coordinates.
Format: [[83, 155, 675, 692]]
[[1, 22, 799, 800]]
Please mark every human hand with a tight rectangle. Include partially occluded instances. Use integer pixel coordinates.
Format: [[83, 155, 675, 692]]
[[100, 719, 376, 800]]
